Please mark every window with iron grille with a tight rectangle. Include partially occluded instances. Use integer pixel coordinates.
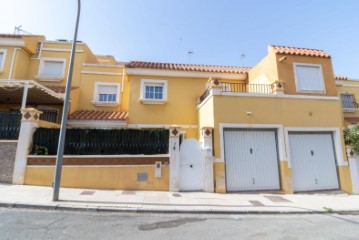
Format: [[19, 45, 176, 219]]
[[341, 92, 359, 109]]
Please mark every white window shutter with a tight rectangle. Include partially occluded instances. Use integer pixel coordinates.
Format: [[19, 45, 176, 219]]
[[43, 61, 64, 77], [98, 85, 117, 94], [296, 65, 323, 91]]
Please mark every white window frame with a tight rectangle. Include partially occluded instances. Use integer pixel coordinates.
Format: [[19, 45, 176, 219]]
[[92, 82, 121, 107], [293, 62, 325, 93], [140, 79, 168, 104], [37, 57, 66, 82], [0, 49, 7, 72]]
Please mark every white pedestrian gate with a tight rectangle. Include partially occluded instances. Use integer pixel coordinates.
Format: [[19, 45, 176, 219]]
[[224, 129, 280, 192], [179, 138, 204, 191], [288, 132, 339, 192]]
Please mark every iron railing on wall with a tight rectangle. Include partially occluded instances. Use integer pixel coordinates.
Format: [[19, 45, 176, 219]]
[[198, 82, 273, 104], [0, 112, 21, 140], [220, 82, 272, 94], [31, 128, 169, 155]]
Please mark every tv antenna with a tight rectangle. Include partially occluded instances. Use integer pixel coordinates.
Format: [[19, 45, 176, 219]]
[[14, 25, 32, 35], [188, 50, 194, 64], [240, 53, 246, 67]]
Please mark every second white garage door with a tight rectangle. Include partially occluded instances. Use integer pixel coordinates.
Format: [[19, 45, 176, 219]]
[[288, 132, 339, 192], [224, 129, 280, 192]]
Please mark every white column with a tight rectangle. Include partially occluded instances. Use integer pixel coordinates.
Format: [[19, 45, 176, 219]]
[[201, 127, 214, 192], [347, 147, 359, 194], [272, 80, 285, 95], [169, 126, 181, 192], [12, 108, 42, 185]]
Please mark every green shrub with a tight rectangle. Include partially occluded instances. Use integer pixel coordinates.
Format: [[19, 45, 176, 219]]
[[344, 126, 359, 154]]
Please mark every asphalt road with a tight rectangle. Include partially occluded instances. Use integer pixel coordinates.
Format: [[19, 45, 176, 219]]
[[1, 208, 359, 240]]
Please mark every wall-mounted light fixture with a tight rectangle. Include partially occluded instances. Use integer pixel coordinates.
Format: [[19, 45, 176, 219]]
[[279, 56, 287, 62]]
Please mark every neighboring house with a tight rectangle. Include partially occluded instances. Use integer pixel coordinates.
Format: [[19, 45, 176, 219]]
[[0, 34, 357, 194], [335, 75, 359, 126]]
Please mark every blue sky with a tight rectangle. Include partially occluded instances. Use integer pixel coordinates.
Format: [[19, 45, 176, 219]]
[[1, 0, 358, 77]]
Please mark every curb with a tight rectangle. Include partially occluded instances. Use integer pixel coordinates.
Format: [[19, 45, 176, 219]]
[[1, 202, 359, 215]]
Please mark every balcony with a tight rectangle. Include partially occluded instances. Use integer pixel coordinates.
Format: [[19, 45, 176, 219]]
[[198, 79, 284, 105], [341, 93, 359, 112]]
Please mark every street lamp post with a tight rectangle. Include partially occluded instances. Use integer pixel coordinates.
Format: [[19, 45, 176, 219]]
[[52, 0, 81, 201]]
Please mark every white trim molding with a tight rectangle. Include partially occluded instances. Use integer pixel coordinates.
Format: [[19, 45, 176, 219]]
[[82, 63, 124, 68], [283, 127, 347, 168], [0, 38, 24, 47], [293, 62, 326, 94], [140, 79, 168, 104], [126, 68, 247, 80], [127, 124, 198, 129], [42, 48, 84, 53], [92, 82, 121, 107], [37, 57, 67, 82], [219, 123, 286, 163], [81, 71, 122, 76]]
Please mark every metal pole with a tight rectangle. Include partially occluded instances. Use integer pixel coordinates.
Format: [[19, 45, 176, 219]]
[[53, 0, 81, 201]]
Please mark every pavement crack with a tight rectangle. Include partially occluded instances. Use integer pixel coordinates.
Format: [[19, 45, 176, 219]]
[[138, 218, 206, 231], [39, 217, 67, 230]]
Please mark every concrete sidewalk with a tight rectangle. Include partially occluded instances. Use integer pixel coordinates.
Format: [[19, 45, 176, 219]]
[[0, 184, 359, 214]]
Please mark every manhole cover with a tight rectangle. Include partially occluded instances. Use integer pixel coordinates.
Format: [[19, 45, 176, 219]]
[[172, 193, 182, 197], [80, 191, 95, 195]]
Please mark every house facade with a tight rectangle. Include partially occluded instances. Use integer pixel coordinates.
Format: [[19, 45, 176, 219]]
[[0, 33, 357, 194]]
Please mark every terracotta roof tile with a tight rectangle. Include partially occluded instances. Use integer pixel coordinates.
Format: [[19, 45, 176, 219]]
[[335, 75, 348, 80], [45, 86, 79, 94], [126, 61, 250, 74], [0, 34, 44, 38], [270, 45, 330, 58], [345, 117, 359, 124], [69, 110, 128, 121]]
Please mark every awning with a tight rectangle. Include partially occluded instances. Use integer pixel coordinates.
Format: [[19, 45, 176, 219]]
[[0, 80, 64, 105]]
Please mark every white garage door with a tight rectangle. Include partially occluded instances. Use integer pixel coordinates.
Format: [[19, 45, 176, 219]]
[[288, 132, 339, 192], [224, 129, 280, 192]]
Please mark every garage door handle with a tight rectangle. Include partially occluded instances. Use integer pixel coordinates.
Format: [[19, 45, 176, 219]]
[[252, 178, 255, 184], [311, 150, 314, 156], [190, 165, 193, 168], [250, 148, 253, 154]]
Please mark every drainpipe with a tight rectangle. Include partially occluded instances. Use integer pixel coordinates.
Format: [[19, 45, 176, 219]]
[[121, 67, 125, 92], [8, 48, 19, 80]]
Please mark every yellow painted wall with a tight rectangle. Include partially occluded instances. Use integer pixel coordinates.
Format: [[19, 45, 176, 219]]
[[211, 95, 343, 157], [275, 54, 337, 96], [214, 162, 226, 193], [25, 165, 169, 191], [22, 36, 45, 54], [279, 161, 293, 193], [70, 88, 80, 114], [12, 49, 30, 79], [77, 72, 123, 111], [338, 166, 353, 194], [202, 95, 351, 193], [248, 51, 278, 84], [127, 75, 209, 138]]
